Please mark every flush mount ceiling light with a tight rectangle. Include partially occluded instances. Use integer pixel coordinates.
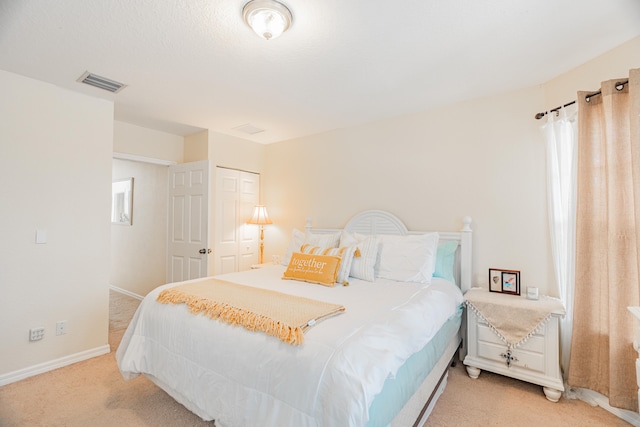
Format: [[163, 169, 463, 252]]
[[243, 0, 292, 40]]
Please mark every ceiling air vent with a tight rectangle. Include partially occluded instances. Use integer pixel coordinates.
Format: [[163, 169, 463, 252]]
[[234, 123, 265, 135], [77, 71, 127, 93]]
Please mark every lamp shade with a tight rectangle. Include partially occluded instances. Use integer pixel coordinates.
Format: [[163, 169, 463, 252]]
[[247, 205, 272, 225], [243, 0, 292, 40]]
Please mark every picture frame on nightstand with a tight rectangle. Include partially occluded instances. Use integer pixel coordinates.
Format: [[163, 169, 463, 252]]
[[489, 268, 521, 295], [501, 270, 520, 295]]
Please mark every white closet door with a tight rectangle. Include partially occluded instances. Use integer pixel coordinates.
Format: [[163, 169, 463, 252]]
[[166, 160, 209, 283], [238, 172, 259, 271], [213, 167, 259, 275]]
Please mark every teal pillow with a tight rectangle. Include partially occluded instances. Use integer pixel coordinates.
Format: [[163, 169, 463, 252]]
[[433, 240, 458, 283]]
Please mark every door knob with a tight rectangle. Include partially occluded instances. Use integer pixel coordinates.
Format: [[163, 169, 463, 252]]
[[199, 248, 212, 254]]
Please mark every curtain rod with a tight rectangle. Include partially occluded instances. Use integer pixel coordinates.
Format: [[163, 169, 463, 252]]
[[534, 80, 628, 120]]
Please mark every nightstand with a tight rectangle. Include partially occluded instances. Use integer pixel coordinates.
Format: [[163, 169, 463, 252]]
[[463, 289, 565, 402]]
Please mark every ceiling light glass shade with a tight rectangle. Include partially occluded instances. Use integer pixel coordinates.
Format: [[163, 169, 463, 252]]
[[243, 0, 292, 40]]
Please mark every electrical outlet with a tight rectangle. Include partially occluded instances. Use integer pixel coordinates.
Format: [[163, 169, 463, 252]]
[[56, 320, 67, 336], [30, 327, 44, 341]]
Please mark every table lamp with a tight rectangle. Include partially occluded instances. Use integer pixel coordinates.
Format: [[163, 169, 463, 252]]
[[247, 205, 272, 264]]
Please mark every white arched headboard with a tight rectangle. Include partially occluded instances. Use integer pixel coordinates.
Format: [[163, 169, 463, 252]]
[[344, 210, 409, 235], [306, 210, 473, 293]]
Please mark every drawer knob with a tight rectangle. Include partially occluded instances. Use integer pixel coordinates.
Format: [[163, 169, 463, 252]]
[[500, 350, 519, 367]]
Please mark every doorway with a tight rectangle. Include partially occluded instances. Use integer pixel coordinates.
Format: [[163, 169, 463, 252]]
[[110, 158, 169, 298]]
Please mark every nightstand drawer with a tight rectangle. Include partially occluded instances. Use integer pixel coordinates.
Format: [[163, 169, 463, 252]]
[[477, 322, 545, 353], [477, 341, 545, 373]]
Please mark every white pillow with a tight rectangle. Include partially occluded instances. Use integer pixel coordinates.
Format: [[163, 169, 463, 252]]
[[340, 231, 380, 282], [282, 229, 340, 265], [307, 230, 341, 248], [376, 233, 439, 283]]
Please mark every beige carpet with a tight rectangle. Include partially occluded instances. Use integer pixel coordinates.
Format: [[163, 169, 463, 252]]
[[0, 291, 631, 426], [425, 362, 631, 427]]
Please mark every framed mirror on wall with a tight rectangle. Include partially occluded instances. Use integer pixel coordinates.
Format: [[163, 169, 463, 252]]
[[112, 177, 134, 225]]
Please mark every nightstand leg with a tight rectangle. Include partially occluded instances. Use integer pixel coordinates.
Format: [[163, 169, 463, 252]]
[[543, 387, 562, 402], [466, 366, 481, 379]]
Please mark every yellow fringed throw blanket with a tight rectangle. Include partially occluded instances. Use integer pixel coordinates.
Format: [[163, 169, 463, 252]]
[[156, 279, 345, 345]]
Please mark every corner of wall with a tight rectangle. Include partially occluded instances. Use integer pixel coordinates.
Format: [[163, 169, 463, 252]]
[[184, 129, 209, 162]]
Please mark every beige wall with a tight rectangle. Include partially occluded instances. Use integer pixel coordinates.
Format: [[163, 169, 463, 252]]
[[184, 130, 209, 162], [265, 85, 551, 294], [0, 70, 113, 380], [113, 120, 184, 163], [111, 159, 168, 297], [209, 132, 266, 177]]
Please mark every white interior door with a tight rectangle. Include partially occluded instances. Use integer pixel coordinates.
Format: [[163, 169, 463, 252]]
[[213, 167, 259, 275], [167, 160, 209, 283]]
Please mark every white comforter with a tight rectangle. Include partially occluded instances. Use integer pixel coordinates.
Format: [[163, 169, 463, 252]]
[[116, 265, 463, 427]]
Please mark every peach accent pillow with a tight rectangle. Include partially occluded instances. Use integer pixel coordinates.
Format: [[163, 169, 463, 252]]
[[300, 244, 358, 285], [283, 252, 341, 287]]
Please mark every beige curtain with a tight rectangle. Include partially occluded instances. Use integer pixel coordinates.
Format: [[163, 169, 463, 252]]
[[568, 68, 640, 411]]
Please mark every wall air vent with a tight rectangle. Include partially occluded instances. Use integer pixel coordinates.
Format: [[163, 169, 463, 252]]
[[77, 71, 127, 93], [233, 123, 265, 135]]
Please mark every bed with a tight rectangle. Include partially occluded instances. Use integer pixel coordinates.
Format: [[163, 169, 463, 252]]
[[116, 210, 472, 426]]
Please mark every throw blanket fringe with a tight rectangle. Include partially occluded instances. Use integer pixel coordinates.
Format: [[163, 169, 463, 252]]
[[157, 279, 345, 345]]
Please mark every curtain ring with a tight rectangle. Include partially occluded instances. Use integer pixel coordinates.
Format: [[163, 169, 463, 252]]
[[615, 82, 625, 91]]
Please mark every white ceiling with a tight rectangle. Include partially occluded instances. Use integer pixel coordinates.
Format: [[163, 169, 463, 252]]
[[1, 0, 639, 143]]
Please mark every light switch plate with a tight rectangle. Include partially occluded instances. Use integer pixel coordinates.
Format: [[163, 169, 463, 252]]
[[36, 230, 47, 244]]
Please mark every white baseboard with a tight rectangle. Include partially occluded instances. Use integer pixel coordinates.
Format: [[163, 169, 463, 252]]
[[577, 388, 640, 427], [0, 344, 110, 387], [109, 285, 144, 300]]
